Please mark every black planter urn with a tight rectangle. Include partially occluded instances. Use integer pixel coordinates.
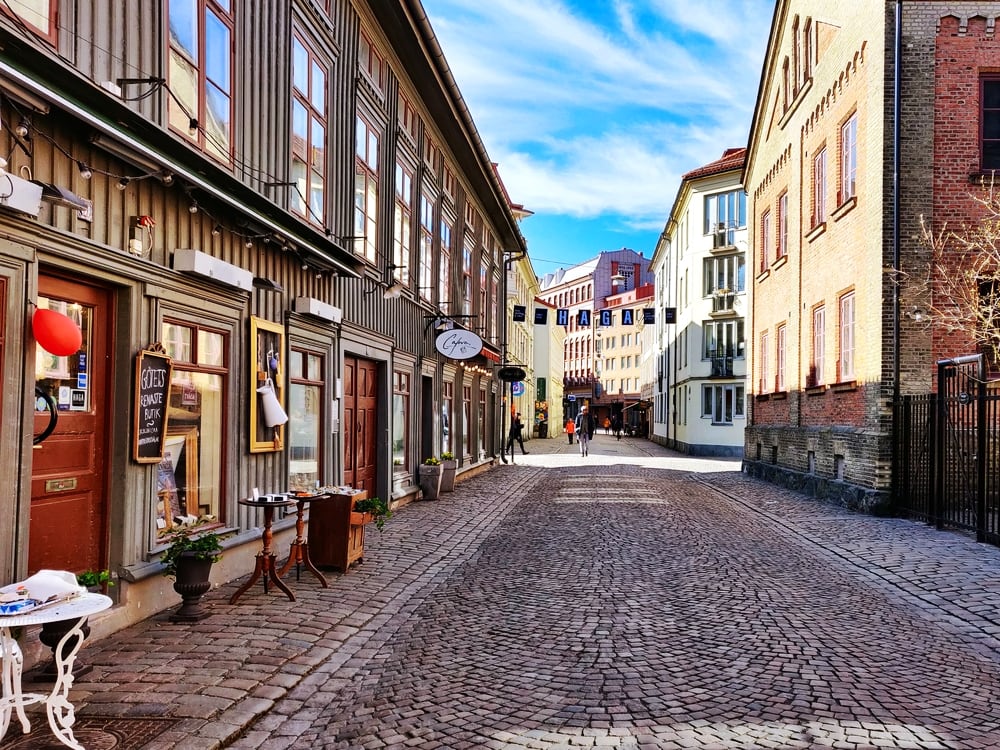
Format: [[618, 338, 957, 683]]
[[170, 553, 214, 622]]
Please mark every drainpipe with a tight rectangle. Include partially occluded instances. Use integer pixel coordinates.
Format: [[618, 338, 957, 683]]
[[892, 0, 902, 403]]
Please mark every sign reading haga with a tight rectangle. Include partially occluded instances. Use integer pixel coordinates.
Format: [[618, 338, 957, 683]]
[[435, 329, 484, 360]]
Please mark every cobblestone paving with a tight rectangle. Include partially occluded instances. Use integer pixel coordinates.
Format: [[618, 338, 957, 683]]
[[244, 462, 1000, 750], [15, 438, 1000, 750]]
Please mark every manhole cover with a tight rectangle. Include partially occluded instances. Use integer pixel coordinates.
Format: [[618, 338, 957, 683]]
[[0, 716, 180, 749]]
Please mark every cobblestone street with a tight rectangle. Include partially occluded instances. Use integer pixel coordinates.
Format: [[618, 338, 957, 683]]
[[9, 437, 1000, 749]]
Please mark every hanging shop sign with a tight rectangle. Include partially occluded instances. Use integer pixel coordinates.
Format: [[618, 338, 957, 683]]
[[497, 366, 527, 383], [435, 329, 483, 361]]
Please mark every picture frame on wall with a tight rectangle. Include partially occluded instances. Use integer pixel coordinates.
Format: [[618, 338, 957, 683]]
[[249, 316, 286, 453]]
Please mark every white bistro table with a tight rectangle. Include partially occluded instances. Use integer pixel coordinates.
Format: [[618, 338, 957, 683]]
[[0, 593, 111, 749]]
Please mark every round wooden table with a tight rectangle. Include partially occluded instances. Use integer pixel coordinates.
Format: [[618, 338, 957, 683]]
[[229, 497, 297, 604]]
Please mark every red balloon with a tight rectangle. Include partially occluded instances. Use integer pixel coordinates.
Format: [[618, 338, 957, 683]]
[[33, 308, 82, 356]]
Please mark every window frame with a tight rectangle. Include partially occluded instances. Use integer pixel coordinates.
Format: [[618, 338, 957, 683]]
[[777, 191, 788, 259], [813, 147, 826, 227], [761, 209, 772, 271], [167, 0, 234, 161], [811, 305, 825, 387], [981, 76, 1000, 170], [840, 112, 858, 203], [776, 323, 787, 391], [290, 33, 328, 227], [393, 161, 414, 284], [4, 0, 57, 42], [354, 114, 379, 263], [392, 370, 410, 472], [288, 346, 325, 489], [839, 292, 856, 381]]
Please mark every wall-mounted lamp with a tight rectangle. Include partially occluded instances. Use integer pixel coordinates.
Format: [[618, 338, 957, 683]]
[[383, 280, 406, 299], [253, 277, 284, 293], [423, 314, 476, 334], [907, 306, 925, 323]]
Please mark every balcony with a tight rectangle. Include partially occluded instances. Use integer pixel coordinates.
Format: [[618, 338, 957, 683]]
[[710, 355, 734, 378], [711, 291, 736, 313]]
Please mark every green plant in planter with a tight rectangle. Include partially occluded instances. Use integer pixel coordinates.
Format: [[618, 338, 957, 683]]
[[354, 496, 393, 531], [76, 569, 114, 589], [159, 523, 225, 579], [423, 456, 441, 466], [440, 451, 455, 461]]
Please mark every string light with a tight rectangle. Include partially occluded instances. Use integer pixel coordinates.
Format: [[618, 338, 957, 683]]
[[188, 201, 198, 214], [14, 118, 29, 138], [212, 224, 222, 236], [77, 161, 93, 179], [116, 177, 129, 190]]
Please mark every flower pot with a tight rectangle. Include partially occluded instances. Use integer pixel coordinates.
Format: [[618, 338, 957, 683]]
[[440, 459, 458, 492], [418, 464, 444, 500], [170, 552, 214, 622]]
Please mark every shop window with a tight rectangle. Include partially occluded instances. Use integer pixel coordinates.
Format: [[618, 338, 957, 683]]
[[442, 381, 453, 455], [392, 370, 410, 471], [159, 320, 227, 535], [289, 348, 324, 490], [462, 385, 472, 457]]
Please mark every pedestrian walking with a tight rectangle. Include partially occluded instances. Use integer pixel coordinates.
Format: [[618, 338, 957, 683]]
[[507, 412, 528, 454], [574, 407, 596, 457], [565, 416, 575, 444], [604, 416, 611, 435]]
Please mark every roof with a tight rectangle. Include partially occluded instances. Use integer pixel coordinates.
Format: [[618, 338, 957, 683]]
[[539, 258, 599, 290], [681, 148, 746, 181]]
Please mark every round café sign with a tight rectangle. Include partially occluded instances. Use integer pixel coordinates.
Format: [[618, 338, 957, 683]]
[[435, 329, 484, 360]]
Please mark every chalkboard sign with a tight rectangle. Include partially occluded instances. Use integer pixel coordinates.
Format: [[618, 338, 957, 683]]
[[133, 346, 173, 463]]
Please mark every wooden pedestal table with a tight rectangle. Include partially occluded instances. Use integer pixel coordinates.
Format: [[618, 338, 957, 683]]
[[229, 497, 297, 604], [0, 593, 112, 750], [277, 494, 329, 587], [307, 489, 370, 572]]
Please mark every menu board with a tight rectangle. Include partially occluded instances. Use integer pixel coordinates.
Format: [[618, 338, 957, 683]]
[[133, 347, 172, 463]]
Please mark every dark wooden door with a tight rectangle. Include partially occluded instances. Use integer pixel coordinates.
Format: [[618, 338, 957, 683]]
[[30, 275, 112, 574], [343, 356, 377, 495]]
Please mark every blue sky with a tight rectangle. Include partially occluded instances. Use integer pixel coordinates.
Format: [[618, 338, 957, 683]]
[[420, 0, 775, 278]]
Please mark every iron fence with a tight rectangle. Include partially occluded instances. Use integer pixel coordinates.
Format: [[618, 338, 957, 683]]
[[893, 354, 1000, 545]]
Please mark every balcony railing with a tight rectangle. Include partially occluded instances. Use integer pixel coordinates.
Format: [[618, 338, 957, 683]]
[[711, 355, 734, 378], [712, 291, 736, 313]]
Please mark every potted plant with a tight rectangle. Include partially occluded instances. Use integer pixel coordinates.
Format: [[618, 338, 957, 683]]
[[353, 495, 393, 531], [160, 522, 225, 622], [440, 451, 458, 492], [76, 569, 114, 593], [418, 456, 444, 500]]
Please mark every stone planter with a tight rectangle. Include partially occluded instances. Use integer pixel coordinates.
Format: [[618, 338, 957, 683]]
[[440, 459, 458, 492], [170, 553, 214, 623], [418, 464, 444, 500]]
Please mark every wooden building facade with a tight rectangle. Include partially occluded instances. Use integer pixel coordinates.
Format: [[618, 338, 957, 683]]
[[0, 0, 524, 634]]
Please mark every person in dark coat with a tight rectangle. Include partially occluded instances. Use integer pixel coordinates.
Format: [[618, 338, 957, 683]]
[[574, 407, 596, 457], [507, 412, 528, 454]]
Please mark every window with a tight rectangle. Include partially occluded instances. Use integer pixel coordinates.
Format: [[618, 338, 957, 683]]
[[803, 19, 812, 81], [761, 210, 772, 271], [354, 116, 379, 263], [462, 235, 474, 316], [419, 194, 434, 301], [760, 332, 770, 393], [841, 113, 858, 202], [393, 163, 413, 283], [442, 381, 453, 455], [5, 0, 56, 40], [792, 17, 800, 94], [440, 215, 453, 306], [703, 254, 746, 296], [813, 148, 826, 226], [478, 389, 487, 457], [168, 0, 233, 160], [811, 306, 825, 386], [462, 385, 472, 456], [702, 384, 745, 424], [703, 319, 745, 359], [160, 319, 228, 535], [776, 324, 786, 391], [392, 371, 410, 471], [358, 31, 385, 91], [777, 191, 788, 259], [291, 35, 327, 226], [399, 92, 419, 142], [289, 348, 324, 490], [489, 274, 498, 340], [839, 292, 855, 380], [703, 189, 747, 237], [982, 78, 1000, 170]]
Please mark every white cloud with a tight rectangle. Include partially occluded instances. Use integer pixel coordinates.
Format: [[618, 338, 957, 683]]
[[422, 0, 772, 224]]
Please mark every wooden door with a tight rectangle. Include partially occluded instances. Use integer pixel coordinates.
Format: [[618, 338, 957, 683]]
[[30, 275, 112, 574], [343, 356, 377, 495]]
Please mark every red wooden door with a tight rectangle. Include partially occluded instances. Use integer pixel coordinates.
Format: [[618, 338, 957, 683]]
[[343, 356, 377, 495], [30, 275, 112, 574]]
